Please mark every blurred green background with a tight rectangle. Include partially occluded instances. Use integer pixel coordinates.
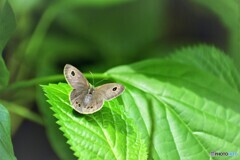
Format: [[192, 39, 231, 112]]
[[1, 0, 239, 159]]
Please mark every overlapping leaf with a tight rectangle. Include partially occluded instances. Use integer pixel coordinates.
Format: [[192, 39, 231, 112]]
[[43, 83, 147, 160], [0, 104, 16, 160], [171, 45, 240, 93], [0, 0, 15, 88], [0, 1, 16, 159], [106, 45, 240, 159]]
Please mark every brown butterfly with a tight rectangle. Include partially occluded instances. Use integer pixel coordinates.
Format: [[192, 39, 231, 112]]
[[64, 64, 125, 114]]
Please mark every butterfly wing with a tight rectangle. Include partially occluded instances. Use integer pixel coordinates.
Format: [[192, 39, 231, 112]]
[[64, 64, 92, 113], [64, 64, 90, 90], [94, 83, 125, 101], [79, 99, 103, 114], [71, 89, 104, 114], [70, 83, 124, 114], [69, 89, 102, 114]]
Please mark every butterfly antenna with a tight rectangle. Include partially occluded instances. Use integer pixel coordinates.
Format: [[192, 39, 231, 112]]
[[89, 71, 94, 87], [95, 78, 108, 86]]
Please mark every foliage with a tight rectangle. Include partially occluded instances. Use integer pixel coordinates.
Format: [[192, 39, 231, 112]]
[[0, 104, 16, 160], [43, 83, 147, 160], [0, 0, 240, 159], [0, 0, 15, 88], [0, 1, 16, 159], [43, 45, 240, 159]]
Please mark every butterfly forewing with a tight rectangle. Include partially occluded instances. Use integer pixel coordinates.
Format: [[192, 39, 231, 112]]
[[64, 64, 89, 90]]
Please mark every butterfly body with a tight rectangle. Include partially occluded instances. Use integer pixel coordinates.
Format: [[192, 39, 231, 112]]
[[64, 64, 125, 114], [83, 88, 94, 105]]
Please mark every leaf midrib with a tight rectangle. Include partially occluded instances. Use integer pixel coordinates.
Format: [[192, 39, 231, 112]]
[[91, 115, 119, 160], [48, 93, 110, 143], [193, 131, 240, 149], [152, 94, 211, 159], [116, 79, 214, 158], [125, 89, 160, 160], [48, 88, 119, 159], [161, 96, 240, 146], [109, 71, 240, 105]]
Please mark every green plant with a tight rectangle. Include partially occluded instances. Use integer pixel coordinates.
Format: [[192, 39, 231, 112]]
[[1, 0, 240, 159], [43, 45, 240, 159]]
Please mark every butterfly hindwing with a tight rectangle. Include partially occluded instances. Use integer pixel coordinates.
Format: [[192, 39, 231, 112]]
[[94, 83, 125, 101], [71, 91, 104, 114]]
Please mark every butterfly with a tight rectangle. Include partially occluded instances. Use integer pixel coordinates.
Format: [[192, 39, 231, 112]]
[[64, 64, 125, 114]]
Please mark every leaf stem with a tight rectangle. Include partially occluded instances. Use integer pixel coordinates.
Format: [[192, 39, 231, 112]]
[[0, 75, 64, 93], [0, 100, 44, 125], [0, 73, 107, 93]]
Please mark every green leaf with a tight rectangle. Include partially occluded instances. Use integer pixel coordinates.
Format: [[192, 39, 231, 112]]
[[37, 87, 76, 160], [0, 0, 16, 88], [170, 45, 240, 93], [0, 58, 9, 88], [42, 83, 147, 160], [0, 100, 44, 125], [0, 104, 16, 160], [106, 46, 240, 159]]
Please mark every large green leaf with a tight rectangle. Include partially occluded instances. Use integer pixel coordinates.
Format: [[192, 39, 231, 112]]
[[106, 46, 240, 159], [0, 0, 16, 88], [0, 104, 16, 160], [42, 83, 147, 160]]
